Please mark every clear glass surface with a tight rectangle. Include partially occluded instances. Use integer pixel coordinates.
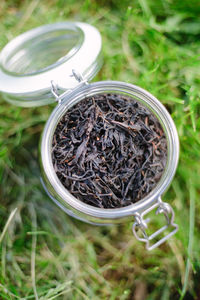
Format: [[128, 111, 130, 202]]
[[2, 28, 82, 76]]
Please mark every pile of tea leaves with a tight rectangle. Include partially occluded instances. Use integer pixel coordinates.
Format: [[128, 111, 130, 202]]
[[52, 94, 167, 208]]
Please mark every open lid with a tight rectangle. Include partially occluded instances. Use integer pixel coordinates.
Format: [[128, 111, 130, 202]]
[[0, 22, 102, 107]]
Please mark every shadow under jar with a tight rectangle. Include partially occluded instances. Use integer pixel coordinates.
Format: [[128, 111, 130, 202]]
[[0, 22, 179, 250]]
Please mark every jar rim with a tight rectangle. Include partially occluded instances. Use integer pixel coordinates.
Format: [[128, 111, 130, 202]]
[[40, 80, 179, 219]]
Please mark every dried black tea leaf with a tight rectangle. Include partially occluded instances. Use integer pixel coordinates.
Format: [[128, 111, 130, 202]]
[[52, 94, 167, 208]]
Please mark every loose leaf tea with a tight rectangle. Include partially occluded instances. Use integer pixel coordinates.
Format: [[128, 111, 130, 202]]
[[52, 94, 167, 208]]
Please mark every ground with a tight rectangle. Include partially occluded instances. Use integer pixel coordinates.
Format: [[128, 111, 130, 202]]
[[0, 0, 200, 299]]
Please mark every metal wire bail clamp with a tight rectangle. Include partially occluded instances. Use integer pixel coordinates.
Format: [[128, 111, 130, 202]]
[[132, 197, 178, 250]]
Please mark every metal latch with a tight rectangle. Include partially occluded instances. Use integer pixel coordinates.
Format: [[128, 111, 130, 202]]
[[132, 197, 178, 250]]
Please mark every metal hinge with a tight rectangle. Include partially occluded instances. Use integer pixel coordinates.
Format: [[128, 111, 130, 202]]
[[51, 69, 88, 104]]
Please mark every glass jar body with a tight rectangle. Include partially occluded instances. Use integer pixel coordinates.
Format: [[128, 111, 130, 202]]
[[39, 80, 179, 225]]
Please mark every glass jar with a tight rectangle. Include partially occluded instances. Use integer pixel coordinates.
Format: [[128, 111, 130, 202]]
[[0, 22, 179, 250]]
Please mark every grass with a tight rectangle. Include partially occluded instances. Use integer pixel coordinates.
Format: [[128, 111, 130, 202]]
[[0, 0, 200, 299]]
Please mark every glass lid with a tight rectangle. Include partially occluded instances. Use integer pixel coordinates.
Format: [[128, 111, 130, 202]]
[[0, 22, 102, 107]]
